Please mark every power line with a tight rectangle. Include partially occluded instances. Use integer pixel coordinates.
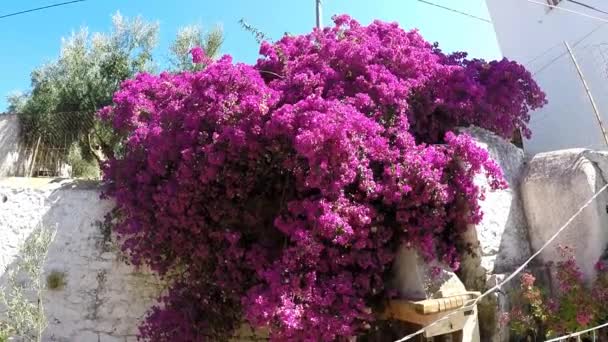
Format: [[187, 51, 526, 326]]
[[523, 0, 608, 76], [528, 0, 608, 23], [532, 22, 607, 75], [532, 48, 570, 76], [0, 0, 86, 20], [567, 0, 608, 16], [545, 321, 608, 341], [512, 0, 608, 70], [419, 0, 608, 28], [524, 41, 563, 66], [416, 0, 491, 23]]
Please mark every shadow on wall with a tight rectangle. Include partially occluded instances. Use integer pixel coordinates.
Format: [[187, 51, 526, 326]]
[[0, 114, 32, 177], [493, 181, 532, 275], [0, 179, 163, 341]]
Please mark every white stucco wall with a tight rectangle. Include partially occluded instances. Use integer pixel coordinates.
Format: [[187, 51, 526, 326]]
[[486, 0, 608, 154], [0, 115, 26, 177], [0, 178, 161, 342]]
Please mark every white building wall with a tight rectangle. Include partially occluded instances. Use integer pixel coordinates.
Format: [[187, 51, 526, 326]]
[[486, 0, 608, 154]]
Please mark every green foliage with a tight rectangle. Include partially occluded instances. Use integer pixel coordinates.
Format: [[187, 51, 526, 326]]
[[11, 12, 223, 171], [0, 321, 11, 342], [67, 144, 99, 179], [6, 92, 26, 114], [0, 226, 55, 342], [169, 24, 223, 72], [238, 18, 271, 43], [14, 12, 159, 165]]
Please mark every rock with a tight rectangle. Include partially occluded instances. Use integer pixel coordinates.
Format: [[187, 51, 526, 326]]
[[521, 149, 608, 283], [392, 246, 466, 300], [458, 127, 531, 275], [456, 127, 531, 342]]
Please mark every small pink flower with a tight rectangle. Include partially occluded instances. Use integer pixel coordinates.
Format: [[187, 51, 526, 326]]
[[596, 261, 606, 272], [576, 311, 592, 326], [521, 272, 536, 287]]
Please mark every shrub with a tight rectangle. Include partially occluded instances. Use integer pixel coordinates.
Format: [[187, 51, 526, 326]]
[[0, 226, 55, 342], [100, 15, 545, 341], [67, 144, 100, 179], [506, 245, 608, 340]]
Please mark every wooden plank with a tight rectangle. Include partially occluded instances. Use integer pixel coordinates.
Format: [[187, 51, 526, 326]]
[[423, 310, 466, 338], [382, 292, 480, 321], [382, 300, 445, 325], [412, 292, 480, 314]]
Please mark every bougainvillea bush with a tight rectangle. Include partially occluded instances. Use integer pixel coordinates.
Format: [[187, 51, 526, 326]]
[[505, 246, 608, 340], [99, 15, 546, 341]]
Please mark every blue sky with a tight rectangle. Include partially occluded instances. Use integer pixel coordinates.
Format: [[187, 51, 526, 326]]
[[0, 0, 500, 111]]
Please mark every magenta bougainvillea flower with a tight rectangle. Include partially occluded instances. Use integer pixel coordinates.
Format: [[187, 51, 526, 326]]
[[100, 15, 545, 341], [189, 46, 207, 64]]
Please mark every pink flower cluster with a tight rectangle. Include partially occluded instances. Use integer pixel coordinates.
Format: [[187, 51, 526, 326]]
[[100, 15, 544, 341]]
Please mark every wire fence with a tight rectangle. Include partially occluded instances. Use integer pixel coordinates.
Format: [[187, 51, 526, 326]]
[[20, 137, 70, 178], [546, 322, 608, 341], [11, 110, 100, 178]]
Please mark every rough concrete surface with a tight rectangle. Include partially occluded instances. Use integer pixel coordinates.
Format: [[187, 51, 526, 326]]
[[0, 179, 161, 341]]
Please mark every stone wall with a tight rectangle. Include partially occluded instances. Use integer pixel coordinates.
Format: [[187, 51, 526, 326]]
[[0, 178, 161, 342]]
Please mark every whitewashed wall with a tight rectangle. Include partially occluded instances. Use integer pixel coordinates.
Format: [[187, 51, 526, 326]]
[[0, 115, 26, 177], [486, 0, 608, 155], [0, 178, 161, 342]]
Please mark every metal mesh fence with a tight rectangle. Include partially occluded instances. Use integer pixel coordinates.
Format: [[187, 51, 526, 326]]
[[15, 110, 100, 178]]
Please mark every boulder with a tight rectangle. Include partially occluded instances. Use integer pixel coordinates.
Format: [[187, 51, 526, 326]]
[[457, 127, 531, 277], [457, 127, 531, 342], [521, 149, 608, 283], [392, 246, 466, 300]]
